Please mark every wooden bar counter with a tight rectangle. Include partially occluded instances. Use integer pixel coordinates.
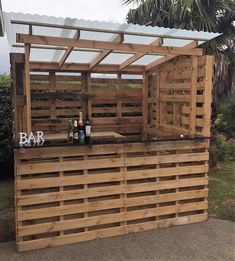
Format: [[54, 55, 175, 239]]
[[15, 138, 209, 251]]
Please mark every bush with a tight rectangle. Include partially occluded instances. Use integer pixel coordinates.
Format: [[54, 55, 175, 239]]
[[213, 97, 235, 139], [210, 96, 235, 165], [214, 134, 235, 162], [0, 75, 13, 178]]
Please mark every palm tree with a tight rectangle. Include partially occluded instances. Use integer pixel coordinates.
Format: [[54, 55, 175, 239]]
[[123, 0, 235, 104]]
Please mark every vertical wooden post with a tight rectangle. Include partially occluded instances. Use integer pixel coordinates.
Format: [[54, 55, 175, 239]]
[[59, 157, 64, 236], [83, 155, 88, 232], [49, 71, 56, 119], [204, 56, 214, 137], [117, 73, 122, 127], [24, 44, 32, 133], [81, 72, 88, 116], [10, 54, 25, 142], [142, 72, 148, 140], [190, 56, 198, 135], [156, 71, 161, 130], [87, 73, 91, 119]]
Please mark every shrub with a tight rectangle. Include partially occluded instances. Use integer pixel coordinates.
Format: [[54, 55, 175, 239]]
[[0, 75, 13, 178], [213, 97, 235, 139], [214, 134, 235, 162]]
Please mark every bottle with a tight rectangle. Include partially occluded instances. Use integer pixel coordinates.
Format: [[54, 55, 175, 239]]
[[85, 115, 91, 144], [67, 120, 74, 143], [73, 120, 79, 144], [78, 112, 85, 144]]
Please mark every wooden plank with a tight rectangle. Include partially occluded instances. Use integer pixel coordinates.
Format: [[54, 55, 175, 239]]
[[24, 44, 32, 133], [119, 38, 162, 70], [190, 56, 198, 134], [17, 34, 204, 56], [17, 177, 208, 206], [89, 34, 123, 69], [58, 30, 80, 68], [146, 41, 198, 71], [18, 189, 208, 221], [29, 62, 145, 73], [17, 164, 209, 190], [204, 56, 214, 137], [17, 157, 125, 175], [18, 213, 207, 251], [49, 71, 56, 119], [18, 201, 207, 237], [142, 72, 148, 140], [125, 152, 209, 167]]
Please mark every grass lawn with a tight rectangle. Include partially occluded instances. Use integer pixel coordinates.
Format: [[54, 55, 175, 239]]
[[208, 161, 235, 221], [0, 178, 15, 242], [0, 179, 14, 210]]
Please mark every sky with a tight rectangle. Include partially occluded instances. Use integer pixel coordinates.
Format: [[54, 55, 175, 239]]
[[0, 0, 133, 74]]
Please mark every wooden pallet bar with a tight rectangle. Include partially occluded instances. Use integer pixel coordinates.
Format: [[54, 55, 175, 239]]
[[15, 139, 209, 252], [7, 13, 216, 252]]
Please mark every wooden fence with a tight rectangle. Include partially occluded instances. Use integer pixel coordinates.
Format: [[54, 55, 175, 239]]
[[18, 73, 143, 138], [149, 55, 213, 137], [15, 139, 209, 251]]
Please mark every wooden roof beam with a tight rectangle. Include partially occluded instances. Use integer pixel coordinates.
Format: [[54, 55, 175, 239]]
[[145, 41, 198, 72], [89, 34, 124, 70], [58, 30, 80, 68], [29, 62, 145, 73], [16, 34, 203, 56], [119, 37, 163, 71]]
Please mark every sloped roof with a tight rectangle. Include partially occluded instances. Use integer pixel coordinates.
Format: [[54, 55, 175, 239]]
[[3, 12, 220, 71]]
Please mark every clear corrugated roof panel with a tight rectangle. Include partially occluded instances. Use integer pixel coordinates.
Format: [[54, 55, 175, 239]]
[[66, 50, 99, 64], [132, 55, 164, 66], [101, 53, 134, 65], [3, 12, 221, 67]]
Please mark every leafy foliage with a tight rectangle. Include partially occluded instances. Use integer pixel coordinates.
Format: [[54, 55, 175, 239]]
[[124, 0, 235, 103], [213, 96, 235, 138], [0, 75, 13, 178]]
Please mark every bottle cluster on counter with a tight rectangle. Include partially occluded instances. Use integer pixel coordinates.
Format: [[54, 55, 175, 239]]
[[67, 112, 91, 144]]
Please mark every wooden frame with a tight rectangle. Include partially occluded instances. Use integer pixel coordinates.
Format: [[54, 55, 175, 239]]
[[10, 18, 214, 252]]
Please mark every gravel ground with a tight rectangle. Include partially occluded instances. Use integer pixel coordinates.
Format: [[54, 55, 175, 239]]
[[0, 218, 234, 261]]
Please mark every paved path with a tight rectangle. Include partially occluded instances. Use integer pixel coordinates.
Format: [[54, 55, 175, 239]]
[[0, 218, 234, 261]]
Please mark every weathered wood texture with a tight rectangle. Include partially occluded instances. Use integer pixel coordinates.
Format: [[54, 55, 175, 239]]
[[28, 73, 143, 136], [15, 139, 209, 252], [149, 55, 214, 137]]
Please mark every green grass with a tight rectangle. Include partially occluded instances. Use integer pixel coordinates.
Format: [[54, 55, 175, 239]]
[[208, 162, 235, 221], [0, 179, 14, 210]]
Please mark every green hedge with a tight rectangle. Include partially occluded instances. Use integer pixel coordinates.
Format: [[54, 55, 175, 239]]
[[0, 75, 13, 178]]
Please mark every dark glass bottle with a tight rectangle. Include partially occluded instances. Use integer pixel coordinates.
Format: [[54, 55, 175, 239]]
[[78, 112, 85, 144], [85, 115, 91, 144], [73, 120, 79, 144], [67, 120, 74, 143]]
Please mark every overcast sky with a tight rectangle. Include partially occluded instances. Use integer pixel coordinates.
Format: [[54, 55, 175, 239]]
[[0, 0, 133, 74]]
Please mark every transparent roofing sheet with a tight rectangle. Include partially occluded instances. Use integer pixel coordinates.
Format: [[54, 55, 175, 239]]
[[3, 12, 221, 66]]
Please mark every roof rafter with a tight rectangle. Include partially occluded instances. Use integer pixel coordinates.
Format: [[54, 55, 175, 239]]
[[58, 30, 80, 68], [145, 41, 198, 72], [16, 34, 203, 56], [89, 34, 124, 70], [119, 37, 163, 71]]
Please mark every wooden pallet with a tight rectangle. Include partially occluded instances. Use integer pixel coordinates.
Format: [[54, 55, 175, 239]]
[[149, 55, 213, 137], [15, 139, 209, 252]]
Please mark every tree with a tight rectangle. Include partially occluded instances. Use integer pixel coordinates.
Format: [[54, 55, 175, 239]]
[[123, 0, 235, 103]]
